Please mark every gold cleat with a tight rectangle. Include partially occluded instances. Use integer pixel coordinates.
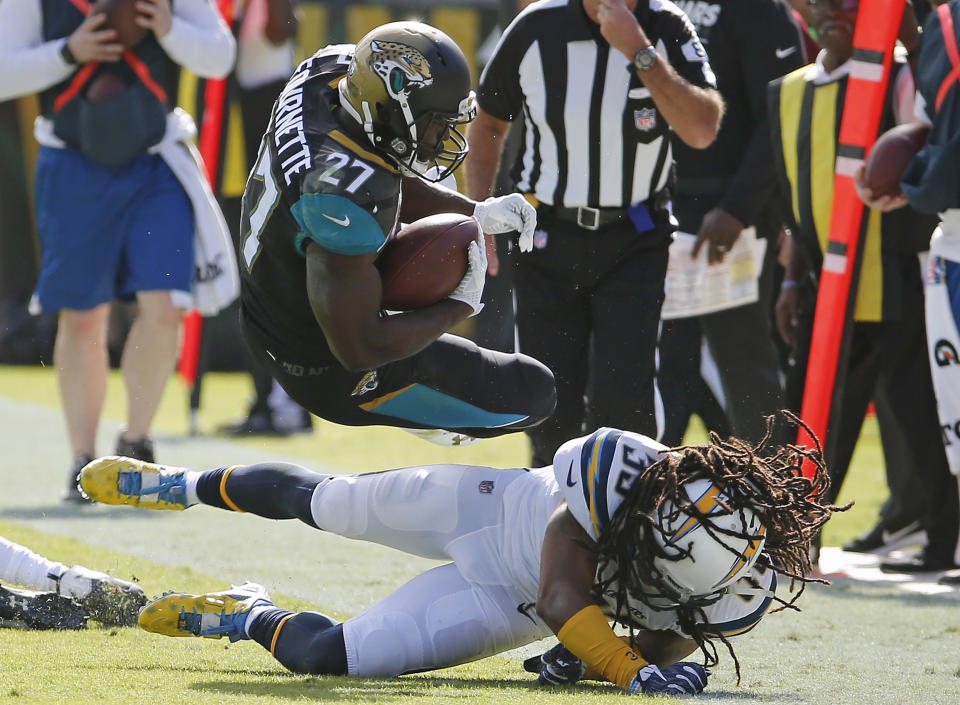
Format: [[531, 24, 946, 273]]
[[138, 583, 273, 642], [79, 456, 190, 510]]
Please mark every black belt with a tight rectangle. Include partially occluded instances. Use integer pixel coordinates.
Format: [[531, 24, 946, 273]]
[[545, 205, 630, 231]]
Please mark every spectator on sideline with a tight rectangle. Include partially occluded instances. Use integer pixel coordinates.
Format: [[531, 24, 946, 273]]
[[771, 0, 958, 571], [465, 0, 722, 465], [0, 0, 236, 501], [657, 0, 805, 447], [783, 5, 930, 557], [0, 536, 145, 628], [856, 0, 960, 580]]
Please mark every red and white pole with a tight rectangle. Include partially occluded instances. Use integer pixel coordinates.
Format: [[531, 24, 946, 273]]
[[798, 0, 906, 477]]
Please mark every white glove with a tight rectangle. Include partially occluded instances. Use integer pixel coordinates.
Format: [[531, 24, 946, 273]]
[[51, 565, 147, 627], [447, 236, 487, 316], [53, 565, 141, 601], [473, 194, 536, 253]]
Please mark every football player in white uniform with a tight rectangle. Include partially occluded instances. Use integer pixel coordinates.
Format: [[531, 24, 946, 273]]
[[80, 413, 840, 695], [0, 536, 145, 628]]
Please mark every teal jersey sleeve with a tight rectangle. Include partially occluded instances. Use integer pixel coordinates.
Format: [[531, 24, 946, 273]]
[[292, 193, 387, 256]]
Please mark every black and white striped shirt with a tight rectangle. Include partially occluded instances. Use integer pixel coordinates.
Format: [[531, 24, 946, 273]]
[[478, 0, 715, 210]]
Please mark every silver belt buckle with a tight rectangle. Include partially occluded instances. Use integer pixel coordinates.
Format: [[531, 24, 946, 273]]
[[576, 206, 600, 230]]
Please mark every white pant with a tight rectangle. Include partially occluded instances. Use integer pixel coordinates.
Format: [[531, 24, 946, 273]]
[[308, 465, 556, 676]]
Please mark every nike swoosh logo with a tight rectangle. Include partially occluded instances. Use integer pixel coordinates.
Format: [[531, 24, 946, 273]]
[[517, 602, 537, 623], [322, 213, 351, 226], [775, 46, 797, 59], [565, 460, 578, 488]]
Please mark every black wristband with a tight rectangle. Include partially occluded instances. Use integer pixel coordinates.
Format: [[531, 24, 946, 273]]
[[60, 41, 78, 66]]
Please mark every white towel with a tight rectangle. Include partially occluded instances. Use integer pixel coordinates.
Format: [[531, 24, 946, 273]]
[[150, 108, 239, 315]]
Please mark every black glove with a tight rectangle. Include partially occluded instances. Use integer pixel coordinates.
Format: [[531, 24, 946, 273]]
[[522, 642, 587, 686], [627, 662, 710, 695]]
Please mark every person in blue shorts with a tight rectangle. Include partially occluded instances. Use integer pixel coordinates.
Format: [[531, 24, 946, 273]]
[[0, 0, 236, 501]]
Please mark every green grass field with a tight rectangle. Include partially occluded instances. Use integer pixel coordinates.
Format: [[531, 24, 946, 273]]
[[0, 365, 955, 705]]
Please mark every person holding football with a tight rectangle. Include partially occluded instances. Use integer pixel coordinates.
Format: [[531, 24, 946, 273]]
[[0, 0, 237, 502], [79, 411, 840, 694], [230, 21, 555, 448], [770, 0, 959, 571]]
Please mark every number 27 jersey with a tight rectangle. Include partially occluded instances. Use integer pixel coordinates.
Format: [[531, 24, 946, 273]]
[[238, 45, 403, 366]]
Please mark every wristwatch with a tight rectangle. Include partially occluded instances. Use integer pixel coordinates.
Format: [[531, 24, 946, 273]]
[[630, 46, 658, 72], [60, 40, 78, 66]]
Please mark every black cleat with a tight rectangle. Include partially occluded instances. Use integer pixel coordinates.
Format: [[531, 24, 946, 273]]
[[0, 584, 87, 630], [115, 434, 155, 463], [843, 519, 924, 555], [880, 550, 959, 573], [61, 454, 93, 504]]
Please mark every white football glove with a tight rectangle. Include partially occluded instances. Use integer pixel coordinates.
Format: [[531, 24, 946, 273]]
[[447, 236, 487, 316], [472, 194, 536, 253], [51, 564, 147, 627]]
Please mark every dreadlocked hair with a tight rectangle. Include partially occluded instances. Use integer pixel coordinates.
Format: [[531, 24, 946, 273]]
[[593, 410, 849, 685]]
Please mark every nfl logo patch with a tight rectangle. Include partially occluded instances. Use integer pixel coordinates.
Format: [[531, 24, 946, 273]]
[[634, 108, 656, 131], [929, 255, 945, 285], [533, 229, 548, 249], [479, 480, 495, 494]]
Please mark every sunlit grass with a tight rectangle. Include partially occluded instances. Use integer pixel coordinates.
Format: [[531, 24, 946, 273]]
[[0, 365, 926, 705]]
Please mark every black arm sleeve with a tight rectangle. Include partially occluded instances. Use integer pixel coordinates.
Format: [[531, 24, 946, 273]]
[[718, 0, 808, 226], [658, 7, 717, 89]]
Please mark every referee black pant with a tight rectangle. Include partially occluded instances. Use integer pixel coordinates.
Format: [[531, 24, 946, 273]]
[[513, 214, 670, 466]]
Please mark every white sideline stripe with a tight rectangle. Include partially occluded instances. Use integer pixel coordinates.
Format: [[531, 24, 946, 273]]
[[819, 548, 960, 600], [835, 156, 863, 177], [823, 252, 848, 274], [850, 60, 885, 82]]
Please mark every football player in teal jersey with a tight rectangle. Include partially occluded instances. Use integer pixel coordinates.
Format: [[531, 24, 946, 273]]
[[236, 21, 555, 447], [81, 412, 841, 695]]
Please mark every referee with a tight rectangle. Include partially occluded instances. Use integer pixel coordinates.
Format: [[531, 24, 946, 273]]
[[465, 0, 722, 464]]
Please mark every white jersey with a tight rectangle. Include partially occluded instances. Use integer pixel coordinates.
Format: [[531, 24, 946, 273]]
[[551, 427, 776, 639], [553, 427, 671, 541], [323, 430, 776, 676]]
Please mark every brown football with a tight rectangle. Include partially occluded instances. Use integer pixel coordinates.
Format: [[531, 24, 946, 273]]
[[377, 214, 478, 311], [92, 0, 148, 50], [862, 122, 930, 198]]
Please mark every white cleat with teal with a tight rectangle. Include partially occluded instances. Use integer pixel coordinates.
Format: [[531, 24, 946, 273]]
[[79, 456, 190, 510]]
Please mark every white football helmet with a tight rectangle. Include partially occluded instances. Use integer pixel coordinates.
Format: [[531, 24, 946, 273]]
[[651, 477, 766, 602]]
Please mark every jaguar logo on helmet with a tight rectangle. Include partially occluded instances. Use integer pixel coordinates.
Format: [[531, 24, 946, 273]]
[[369, 40, 434, 99]]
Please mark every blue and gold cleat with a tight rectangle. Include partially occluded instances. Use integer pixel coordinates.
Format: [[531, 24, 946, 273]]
[[79, 456, 190, 510], [138, 582, 273, 642]]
